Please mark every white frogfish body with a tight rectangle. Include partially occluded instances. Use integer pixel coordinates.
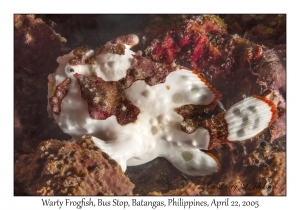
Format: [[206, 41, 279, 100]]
[[47, 35, 277, 176]]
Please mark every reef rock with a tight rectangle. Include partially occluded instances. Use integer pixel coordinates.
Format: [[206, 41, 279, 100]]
[[14, 14, 70, 153], [14, 136, 134, 195], [223, 14, 286, 47]]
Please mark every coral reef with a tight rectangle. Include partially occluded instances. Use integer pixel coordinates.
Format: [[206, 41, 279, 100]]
[[14, 136, 134, 195], [143, 14, 285, 146], [14, 14, 70, 152], [197, 143, 286, 196], [223, 14, 286, 47], [255, 46, 286, 142]]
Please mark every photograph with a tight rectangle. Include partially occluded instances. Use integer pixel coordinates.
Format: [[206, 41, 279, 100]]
[[14, 14, 286, 198]]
